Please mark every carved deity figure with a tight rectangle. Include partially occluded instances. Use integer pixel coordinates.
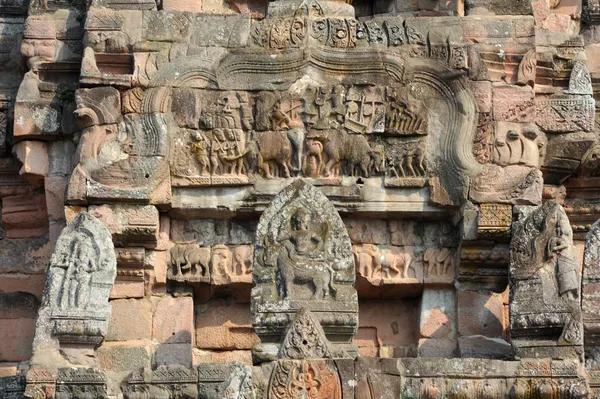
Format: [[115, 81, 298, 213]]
[[57, 231, 102, 310], [512, 201, 579, 301], [277, 209, 336, 299], [510, 201, 583, 353]]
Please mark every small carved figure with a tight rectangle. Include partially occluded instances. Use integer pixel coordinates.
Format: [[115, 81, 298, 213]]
[[59, 232, 102, 310], [169, 244, 210, 278], [277, 209, 336, 299], [384, 248, 413, 279], [257, 131, 293, 178], [424, 248, 454, 276], [321, 130, 382, 178], [386, 140, 427, 178], [190, 131, 210, 176]]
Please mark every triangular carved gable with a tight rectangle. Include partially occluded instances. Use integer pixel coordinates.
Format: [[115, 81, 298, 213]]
[[279, 307, 332, 359]]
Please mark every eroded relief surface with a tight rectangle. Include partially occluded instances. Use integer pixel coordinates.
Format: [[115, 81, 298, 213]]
[[3, 0, 600, 397]]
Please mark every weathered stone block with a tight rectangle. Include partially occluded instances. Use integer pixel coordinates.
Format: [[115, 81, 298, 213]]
[[543, 12, 572, 33], [417, 337, 457, 357], [13, 141, 48, 186], [469, 81, 492, 113], [457, 291, 504, 337], [189, 15, 250, 48], [420, 289, 456, 340], [153, 296, 194, 344], [109, 280, 145, 299], [357, 300, 418, 357], [155, 343, 193, 367], [458, 336, 511, 358], [45, 176, 68, 221], [0, 319, 36, 361], [492, 84, 535, 122], [193, 349, 252, 365], [0, 237, 51, 274], [97, 343, 151, 371], [0, 274, 46, 297], [2, 194, 48, 238], [344, 218, 388, 244], [13, 103, 61, 140], [106, 299, 152, 341], [89, 204, 159, 248], [195, 300, 258, 350], [465, 0, 532, 15]]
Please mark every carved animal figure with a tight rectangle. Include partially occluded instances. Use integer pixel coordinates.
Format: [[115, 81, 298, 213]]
[[424, 248, 453, 276], [168, 244, 210, 277], [385, 250, 413, 279], [277, 209, 337, 299], [386, 140, 426, 178], [256, 131, 293, 178], [321, 130, 382, 178], [304, 134, 325, 176]]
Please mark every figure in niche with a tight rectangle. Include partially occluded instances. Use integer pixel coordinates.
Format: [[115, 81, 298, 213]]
[[548, 208, 579, 301], [277, 209, 337, 299], [190, 131, 210, 176], [58, 231, 102, 310], [510, 201, 582, 349]]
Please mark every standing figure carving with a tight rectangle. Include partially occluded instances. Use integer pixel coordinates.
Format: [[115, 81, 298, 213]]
[[32, 212, 117, 365], [509, 201, 582, 359]]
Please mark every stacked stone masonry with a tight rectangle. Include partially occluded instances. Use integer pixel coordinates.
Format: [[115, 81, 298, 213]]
[[3, 0, 600, 396]]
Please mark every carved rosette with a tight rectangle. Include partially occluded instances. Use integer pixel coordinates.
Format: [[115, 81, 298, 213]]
[[251, 179, 358, 349], [268, 360, 341, 399]]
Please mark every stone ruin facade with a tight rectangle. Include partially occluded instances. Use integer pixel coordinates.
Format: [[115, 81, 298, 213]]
[[4, 0, 600, 396]]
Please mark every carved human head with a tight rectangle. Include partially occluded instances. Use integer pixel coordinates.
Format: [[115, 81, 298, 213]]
[[291, 208, 310, 231]]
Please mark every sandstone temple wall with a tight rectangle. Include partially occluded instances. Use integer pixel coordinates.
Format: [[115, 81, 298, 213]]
[[1, 0, 600, 397]]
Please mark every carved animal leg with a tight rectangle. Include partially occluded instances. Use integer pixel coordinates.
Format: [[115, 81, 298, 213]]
[[398, 162, 406, 177], [361, 162, 369, 178], [313, 274, 327, 299], [406, 155, 416, 176], [259, 155, 273, 179], [444, 258, 453, 275], [278, 159, 291, 178], [417, 155, 426, 176], [403, 257, 411, 279], [316, 152, 323, 176], [323, 159, 337, 177]]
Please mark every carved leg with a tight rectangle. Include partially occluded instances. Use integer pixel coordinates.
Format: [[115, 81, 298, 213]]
[[403, 256, 411, 279], [278, 160, 291, 178], [323, 159, 337, 177], [406, 155, 416, 176], [398, 162, 406, 177], [417, 155, 426, 176]]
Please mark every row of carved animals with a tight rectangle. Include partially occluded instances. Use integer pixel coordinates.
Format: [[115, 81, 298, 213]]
[[188, 128, 427, 179]]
